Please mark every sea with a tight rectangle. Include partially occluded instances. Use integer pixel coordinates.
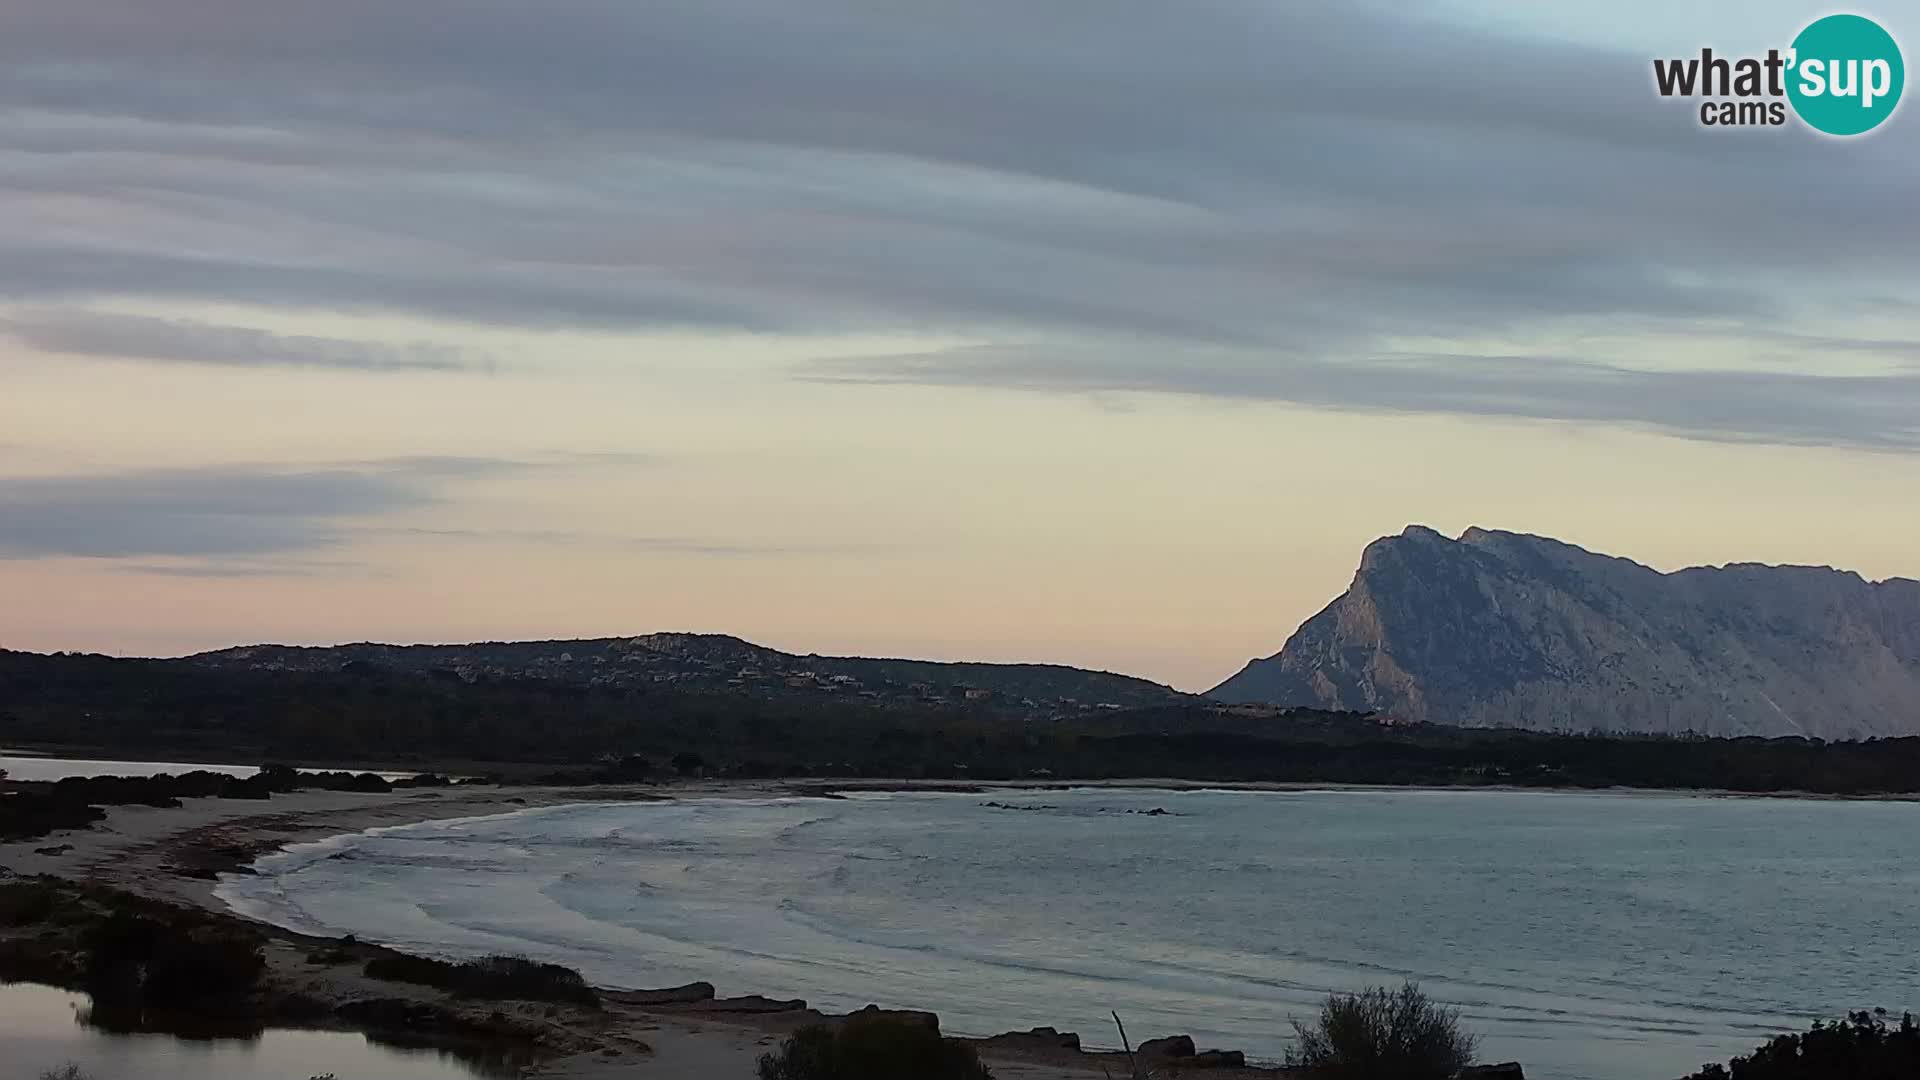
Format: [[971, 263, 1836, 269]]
[[0, 752, 417, 782], [214, 787, 1920, 1080]]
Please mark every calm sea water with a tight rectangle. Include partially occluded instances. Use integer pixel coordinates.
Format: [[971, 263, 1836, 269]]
[[217, 789, 1920, 1080], [0, 754, 262, 782], [0, 753, 416, 782], [0, 983, 504, 1080]]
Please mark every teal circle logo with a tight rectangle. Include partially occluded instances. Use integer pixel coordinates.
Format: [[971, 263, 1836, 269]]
[[1787, 14, 1904, 135]]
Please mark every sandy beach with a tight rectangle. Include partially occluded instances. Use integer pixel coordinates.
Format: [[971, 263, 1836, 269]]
[[1, 780, 1282, 1079]]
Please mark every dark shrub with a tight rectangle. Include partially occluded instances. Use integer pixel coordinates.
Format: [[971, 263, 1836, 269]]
[[218, 776, 273, 800], [0, 938, 76, 984], [0, 880, 61, 926], [0, 793, 108, 841], [363, 952, 597, 1005], [395, 773, 452, 788], [256, 764, 304, 792], [601, 755, 653, 781], [1683, 1010, 1920, 1079], [1286, 982, 1478, 1080], [307, 943, 356, 965], [758, 1020, 993, 1080], [363, 951, 461, 988], [82, 912, 265, 1004], [455, 954, 596, 1005]]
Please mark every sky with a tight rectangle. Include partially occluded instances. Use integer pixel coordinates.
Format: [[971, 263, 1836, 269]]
[[2, 1, 1918, 691]]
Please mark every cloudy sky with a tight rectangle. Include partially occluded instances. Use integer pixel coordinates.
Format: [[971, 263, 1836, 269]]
[[3, 0, 1917, 689]]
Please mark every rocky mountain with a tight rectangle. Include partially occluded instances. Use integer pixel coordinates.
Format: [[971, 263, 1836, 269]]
[[194, 632, 1186, 715], [1209, 526, 1920, 738]]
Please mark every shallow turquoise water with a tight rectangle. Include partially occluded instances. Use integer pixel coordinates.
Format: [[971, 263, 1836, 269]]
[[218, 788, 1920, 1080]]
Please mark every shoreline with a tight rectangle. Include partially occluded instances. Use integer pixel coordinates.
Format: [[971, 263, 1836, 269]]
[[10, 774, 1894, 1077], [0, 780, 1292, 1079], [13, 749, 1920, 804]]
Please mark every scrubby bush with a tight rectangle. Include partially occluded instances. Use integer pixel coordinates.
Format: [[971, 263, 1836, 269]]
[[0, 880, 61, 926], [396, 772, 453, 788], [0, 794, 108, 841], [1286, 982, 1477, 1080], [81, 912, 265, 1004], [218, 776, 274, 800], [1683, 1010, 1920, 1079], [757, 1020, 992, 1080], [363, 952, 597, 1005], [348, 771, 393, 792], [38, 1065, 93, 1080]]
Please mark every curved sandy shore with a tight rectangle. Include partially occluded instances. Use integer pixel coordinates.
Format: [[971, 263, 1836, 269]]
[[1, 780, 1288, 1079]]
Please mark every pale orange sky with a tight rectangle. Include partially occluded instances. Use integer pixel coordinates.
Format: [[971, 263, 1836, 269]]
[[3, 2, 1917, 691], [5, 322, 1918, 690]]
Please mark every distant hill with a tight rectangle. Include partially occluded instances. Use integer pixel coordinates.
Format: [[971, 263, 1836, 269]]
[[15, 645, 1920, 795], [1210, 526, 1920, 738], [194, 632, 1187, 713]]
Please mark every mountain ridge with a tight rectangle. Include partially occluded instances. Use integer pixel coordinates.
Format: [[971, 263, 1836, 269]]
[[193, 631, 1188, 713], [1209, 526, 1920, 738]]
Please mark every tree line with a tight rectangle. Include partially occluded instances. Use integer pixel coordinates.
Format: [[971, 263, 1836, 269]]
[[7, 650, 1920, 796]]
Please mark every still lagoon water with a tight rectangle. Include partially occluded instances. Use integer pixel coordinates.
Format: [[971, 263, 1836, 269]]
[[217, 788, 1920, 1080], [0, 753, 417, 783], [0, 754, 266, 782], [0, 982, 505, 1080]]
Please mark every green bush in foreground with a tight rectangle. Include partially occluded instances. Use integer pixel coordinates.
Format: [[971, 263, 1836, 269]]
[[1683, 1010, 1920, 1080], [758, 1021, 993, 1080], [363, 952, 598, 1005], [1286, 982, 1478, 1080]]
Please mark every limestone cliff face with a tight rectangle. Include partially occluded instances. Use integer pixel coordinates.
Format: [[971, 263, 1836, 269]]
[[1209, 526, 1920, 738]]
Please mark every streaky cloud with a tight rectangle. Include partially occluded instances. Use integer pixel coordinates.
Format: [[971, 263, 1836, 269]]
[[1, 0, 1917, 449], [3, 308, 480, 372], [807, 345, 1920, 454]]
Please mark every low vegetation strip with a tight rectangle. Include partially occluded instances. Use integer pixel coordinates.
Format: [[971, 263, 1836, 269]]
[[0, 765, 456, 842], [362, 952, 600, 1006], [11, 646, 1920, 797], [0, 876, 594, 1056], [758, 1015, 993, 1080], [1681, 1010, 1920, 1079]]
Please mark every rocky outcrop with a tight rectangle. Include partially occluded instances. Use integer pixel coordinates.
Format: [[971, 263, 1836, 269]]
[[844, 1004, 942, 1031], [602, 981, 715, 1006], [980, 1026, 1082, 1051], [682, 993, 807, 1013], [1139, 1034, 1197, 1057], [1210, 526, 1920, 738]]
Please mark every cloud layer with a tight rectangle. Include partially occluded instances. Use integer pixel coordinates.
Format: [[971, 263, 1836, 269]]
[[3, 1, 1917, 447], [0, 456, 859, 572], [812, 345, 1920, 453], [0, 459, 503, 560], [4, 310, 478, 371]]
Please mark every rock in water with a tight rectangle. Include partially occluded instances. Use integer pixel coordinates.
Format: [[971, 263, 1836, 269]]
[[1209, 525, 1920, 738]]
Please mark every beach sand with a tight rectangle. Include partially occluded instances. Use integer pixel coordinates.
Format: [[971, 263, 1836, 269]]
[[2, 781, 1274, 1079]]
